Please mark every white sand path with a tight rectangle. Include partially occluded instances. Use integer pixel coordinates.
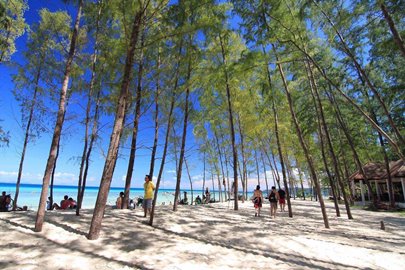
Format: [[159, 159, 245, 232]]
[[1, 199, 404, 269]]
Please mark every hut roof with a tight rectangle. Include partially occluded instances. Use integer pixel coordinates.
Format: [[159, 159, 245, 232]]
[[387, 159, 405, 178], [348, 159, 405, 181]]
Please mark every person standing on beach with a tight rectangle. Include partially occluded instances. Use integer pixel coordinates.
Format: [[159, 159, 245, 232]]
[[143, 175, 155, 217], [252, 185, 263, 217], [116, 192, 124, 209], [268, 186, 279, 218], [278, 188, 286, 212], [205, 187, 211, 204]]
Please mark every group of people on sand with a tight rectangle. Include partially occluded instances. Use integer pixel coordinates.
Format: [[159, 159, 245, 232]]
[[1, 191, 28, 211], [48, 195, 77, 210], [115, 175, 156, 218], [0, 191, 12, 212], [115, 192, 142, 210], [252, 185, 286, 218]]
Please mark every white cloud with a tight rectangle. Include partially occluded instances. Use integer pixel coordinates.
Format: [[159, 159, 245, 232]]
[[191, 174, 203, 181], [54, 172, 75, 178], [166, 170, 176, 174], [0, 171, 43, 182], [0, 171, 18, 176]]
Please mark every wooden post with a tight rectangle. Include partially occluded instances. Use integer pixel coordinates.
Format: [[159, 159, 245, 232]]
[[367, 181, 371, 202], [360, 180, 365, 206], [401, 178, 405, 202], [351, 180, 355, 197], [376, 180, 380, 201], [386, 179, 391, 202]]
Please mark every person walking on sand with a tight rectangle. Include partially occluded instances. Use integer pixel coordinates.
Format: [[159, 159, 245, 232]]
[[252, 185, 263, 217], [268, 186, 279, 218], [278, 188, 286, 212], [143, 175, 155, 217]]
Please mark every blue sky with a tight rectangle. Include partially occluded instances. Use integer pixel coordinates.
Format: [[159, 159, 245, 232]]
[[0, 0, 284, 192]]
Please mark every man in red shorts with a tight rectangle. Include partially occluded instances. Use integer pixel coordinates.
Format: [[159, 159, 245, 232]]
[[278, 188, 286, 212]]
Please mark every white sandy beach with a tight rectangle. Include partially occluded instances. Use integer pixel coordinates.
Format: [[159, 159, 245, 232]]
[[1, 199, 404, 270]]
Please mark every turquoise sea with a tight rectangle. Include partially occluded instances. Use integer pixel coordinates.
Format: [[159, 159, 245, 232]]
[[0, 182, 243, 210], [0, 182, 197, 209]]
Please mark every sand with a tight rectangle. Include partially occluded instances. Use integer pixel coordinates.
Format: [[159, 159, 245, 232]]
[[1, 199, 404, 270]]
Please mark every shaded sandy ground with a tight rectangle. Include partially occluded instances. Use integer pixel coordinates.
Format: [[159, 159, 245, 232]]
[[1, 199, 404, 270]]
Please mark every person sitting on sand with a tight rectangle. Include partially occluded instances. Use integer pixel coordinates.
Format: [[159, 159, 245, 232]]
[[129, 199, 135, 210], [179, 191, 188, 205], [52, 195, 71, 210], [46, 196, 52, 210], [116, 192, 124, 209], [136, 197, 143, 207], [268, 186, 280, 218], [195, 195, 202, 205], [68, 197, 77, 209], [252, 185, 263, 217]]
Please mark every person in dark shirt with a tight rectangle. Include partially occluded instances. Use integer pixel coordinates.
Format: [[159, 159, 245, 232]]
[[268, 186, 279, 218], [278, 188, 286, 212]]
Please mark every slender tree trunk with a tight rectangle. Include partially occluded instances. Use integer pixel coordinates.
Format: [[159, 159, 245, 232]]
[[202, 151, 206, 198], [149, 89, 176, 225], [307, 61, 352, 219], [236, 115, 247, 201], [360, 85, 395, 207], [123, 28, 146, 209], [263, 147, 279, 187], [255, 150, 260, 186], [295, 157, 306, 200], [325, 87, 378, 208], [34, 0, 83, 232], [274, 47, 329, 228], [219, 34, 238, 210], [305, 62, 340, 216], [374, 117, 395, 207], [261, 152, 269, 196], [214, 131, 227, 201], [270, 148, 281, 188], [211, 166, 216, 202], [214, 162, 223, 202], [173, 48, 192, 211], [88, 9, 143, 240], [184, 157, 194, 205], [77, 84, 102, 214], [13, 56, 44, 210], [223, 144, 231, 200], [285, 156, 296, 199], [337, 145, 354, 205], [271, 97, 292, 217], [149, 46, 161, 179], [149, 39, 183, 226], [380, 2, 405, 58], [76, 1, 103, 215], [263, 45, 291, 213]]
